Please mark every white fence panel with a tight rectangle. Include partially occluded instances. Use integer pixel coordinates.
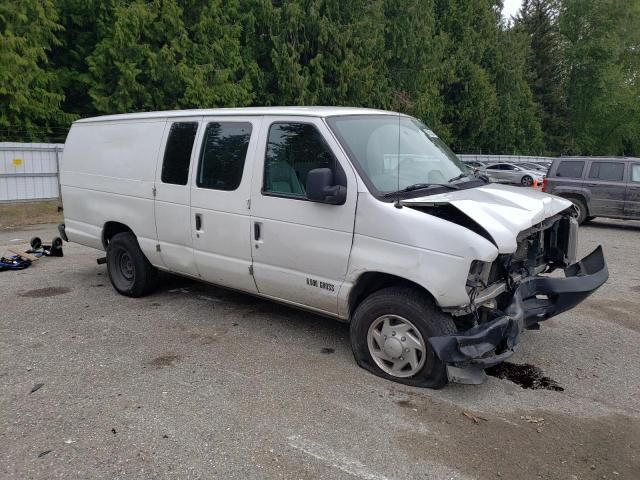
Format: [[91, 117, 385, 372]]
[[0, 142, 63, 202]]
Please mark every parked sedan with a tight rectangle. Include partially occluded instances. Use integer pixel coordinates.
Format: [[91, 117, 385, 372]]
[[518, 161, 549, 173], [462, 160, 487, 171], [481, 162, 545, 186]]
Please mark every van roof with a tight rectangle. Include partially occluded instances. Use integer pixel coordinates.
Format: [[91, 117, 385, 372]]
[[75, 106, 399, 124]]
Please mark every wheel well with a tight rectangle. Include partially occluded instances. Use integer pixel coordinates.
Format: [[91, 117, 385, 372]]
[[348, 272, 435, 317], [102, 221, 134, 249], [558, 193, 589, 214]]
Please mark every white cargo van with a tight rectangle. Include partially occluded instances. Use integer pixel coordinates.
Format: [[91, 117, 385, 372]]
[[60, 107, 608, 387]]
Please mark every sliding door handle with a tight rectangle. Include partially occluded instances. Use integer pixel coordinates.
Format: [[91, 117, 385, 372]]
[[254, 222, 261, 241], [195, 213, 202, 231]]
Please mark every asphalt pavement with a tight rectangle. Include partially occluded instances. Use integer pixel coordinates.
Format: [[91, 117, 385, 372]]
[[1, 220, 639, 479]]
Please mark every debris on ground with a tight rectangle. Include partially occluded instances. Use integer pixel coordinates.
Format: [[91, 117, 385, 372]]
[[521, 415, 546, 433], [29, 383, 44, 394], [37, 450, 52, 458], [462, 411, 488, 423]]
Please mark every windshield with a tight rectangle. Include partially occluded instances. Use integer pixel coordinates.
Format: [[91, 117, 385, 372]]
[[327, 115, 469, 194]]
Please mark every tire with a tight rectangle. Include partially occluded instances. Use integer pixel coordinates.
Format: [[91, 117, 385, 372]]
[[566, 196, 588, 224], [106, 232, 158, 297], [350, 287, 457, 389], [30, 237, 42, 250], [521, 175, 533, 186]]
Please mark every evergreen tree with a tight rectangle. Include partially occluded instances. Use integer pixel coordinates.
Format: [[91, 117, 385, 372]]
[[87, 0, 192, 113], [181, 0, 256, 108], [486, 26, 544, 154], [560, 0, 640, 155], [0, 0, 73, 141], [49, 0, 116, 119], [515, 0, 569, 154], [434, 0, 501, 152], [268, 0, 389, 107], [383, 0, 445, 129]]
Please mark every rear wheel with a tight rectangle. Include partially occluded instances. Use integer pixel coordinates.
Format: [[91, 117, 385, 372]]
[[106, 232, 158, 297], [350, 287, 457, 389]]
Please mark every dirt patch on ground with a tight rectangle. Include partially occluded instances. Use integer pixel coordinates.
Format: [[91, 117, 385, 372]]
[[577, 298, 640, 333], [146, 354, 181, 368], [0, 201, 63, 228], [19, 286, 70, 297], [391, 391, 639, 480]]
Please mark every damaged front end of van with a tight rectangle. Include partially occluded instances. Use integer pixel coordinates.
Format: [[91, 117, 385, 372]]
[[418, 204, 608, 385]]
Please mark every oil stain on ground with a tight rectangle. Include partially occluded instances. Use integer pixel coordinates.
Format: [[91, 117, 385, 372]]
[[19, 287, 70, 297], [146, 354, 181, 368], [486, 362, 564, 391]]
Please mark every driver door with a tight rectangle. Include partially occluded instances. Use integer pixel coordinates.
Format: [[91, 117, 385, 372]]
[[249, 117, 358, 314]]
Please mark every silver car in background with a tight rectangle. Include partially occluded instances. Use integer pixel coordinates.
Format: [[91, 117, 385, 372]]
[[481, 162, 545, 186]]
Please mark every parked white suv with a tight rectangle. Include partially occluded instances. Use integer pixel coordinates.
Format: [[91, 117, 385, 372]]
[[59, 107, 607, 388]]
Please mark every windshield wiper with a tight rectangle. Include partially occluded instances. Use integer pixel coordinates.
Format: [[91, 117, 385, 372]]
[[384, 182, 459, 197], [448, 172, 471, 183]]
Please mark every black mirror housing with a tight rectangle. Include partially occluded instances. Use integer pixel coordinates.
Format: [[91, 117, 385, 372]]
[[306, 168, 346, 205]]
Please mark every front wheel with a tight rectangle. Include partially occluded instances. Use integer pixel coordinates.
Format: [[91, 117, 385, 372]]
[[350, 287, 457, 389], [106, 232, 158, 297]]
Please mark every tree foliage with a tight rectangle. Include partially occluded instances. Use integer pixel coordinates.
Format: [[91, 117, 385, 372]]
[[0, 0, 638, 156], [0, 0, 73, 139]]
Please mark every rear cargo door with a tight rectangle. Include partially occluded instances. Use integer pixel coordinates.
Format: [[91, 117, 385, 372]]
[[154, 118, 202, 276], [624, 163, 640, 219]]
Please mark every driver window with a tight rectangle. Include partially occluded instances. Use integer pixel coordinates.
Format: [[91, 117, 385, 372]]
[[263, 122, 343, 199]]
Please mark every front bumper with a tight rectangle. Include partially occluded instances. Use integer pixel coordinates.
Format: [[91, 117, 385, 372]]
[[429, 246, 608, 384]]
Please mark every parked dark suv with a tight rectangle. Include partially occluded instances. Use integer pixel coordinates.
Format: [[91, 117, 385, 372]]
[[543, 156, 640, 224]]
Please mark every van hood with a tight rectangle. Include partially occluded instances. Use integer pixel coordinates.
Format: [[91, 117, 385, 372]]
[[401, 184, 572, 253]]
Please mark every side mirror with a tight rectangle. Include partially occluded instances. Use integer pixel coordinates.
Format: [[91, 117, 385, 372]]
[[306, 168, 346, 205]]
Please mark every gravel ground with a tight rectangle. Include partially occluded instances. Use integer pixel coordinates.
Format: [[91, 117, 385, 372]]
[[1, 220, 639, 480]]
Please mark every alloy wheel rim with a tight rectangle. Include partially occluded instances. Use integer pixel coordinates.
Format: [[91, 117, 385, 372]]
[[367, 314, 427, 378]]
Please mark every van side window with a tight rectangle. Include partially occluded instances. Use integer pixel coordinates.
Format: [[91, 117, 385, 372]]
[[632, 164, 640, 183], [556, 160, 584, 178], [197, 122, 252, 191], [263, 122, 338, 198], [588, 162, 624, 182], [161, 122, 198, 185]]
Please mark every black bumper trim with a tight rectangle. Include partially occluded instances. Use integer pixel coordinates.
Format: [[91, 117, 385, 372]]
[[429, 246, 608, 373]]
